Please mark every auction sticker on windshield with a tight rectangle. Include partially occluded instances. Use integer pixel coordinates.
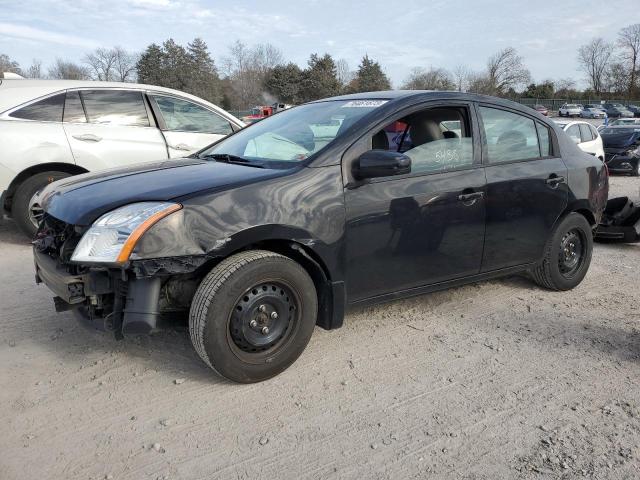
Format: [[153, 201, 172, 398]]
[[341, 100, 388, 108]]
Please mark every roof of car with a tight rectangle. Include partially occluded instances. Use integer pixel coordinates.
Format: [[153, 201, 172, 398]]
[[0, 79, 242, 124], [313, 90, 542, 110]]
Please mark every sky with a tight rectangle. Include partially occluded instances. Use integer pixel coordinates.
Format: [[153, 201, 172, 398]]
[[0, 0, 637, 88]]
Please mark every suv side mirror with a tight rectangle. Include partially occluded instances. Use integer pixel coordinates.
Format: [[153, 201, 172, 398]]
[[353, 150, 411, 179]]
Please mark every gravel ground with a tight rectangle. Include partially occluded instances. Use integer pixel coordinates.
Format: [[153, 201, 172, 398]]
[[0, 176, 639, 480]]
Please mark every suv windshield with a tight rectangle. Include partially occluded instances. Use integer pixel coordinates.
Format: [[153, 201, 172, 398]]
[[199, 99, 388, 166]]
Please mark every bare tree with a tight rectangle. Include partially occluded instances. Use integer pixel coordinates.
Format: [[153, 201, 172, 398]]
[[83, 47, 117, 81], [618, 24, 640, 95], [336, 58, 354, 88], [485, 47, 531, 95], [555, 78, 577, 96], [48, 59, 90, 80], [452, 64, 470, 92], [83, 46, 137, 82], [113, 47, 138, 82], [25, 59, 43, 79], [401, 67, 455, 90], [578, 38, 613, 95], [0, 53, 21, 75], [605, 62, 630, 95], [222, 40, 284, 109]]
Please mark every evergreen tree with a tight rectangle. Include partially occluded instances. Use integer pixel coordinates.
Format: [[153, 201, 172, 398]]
[[136, 43, 164, 86], [300, 53, 341, 102], [264, 63, 304, 104], [348, 55, 391, 93]]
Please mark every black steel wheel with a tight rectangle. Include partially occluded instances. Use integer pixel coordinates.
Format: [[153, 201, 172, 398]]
[[531, 213, 593, 291], [189, 250, 317, 383], [228, 280, 300, 360], [557, 229, 586, 279]]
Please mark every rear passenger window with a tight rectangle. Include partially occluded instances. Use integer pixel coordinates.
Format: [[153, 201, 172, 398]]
[[9, 93, 65, 122], [63, 91, 86, 123], [579, 124, 594, 142], [81, 90, 150, 127], [566, 125, 581, 144], [537, 122, 552, 157], [479, 107, 540, 163]]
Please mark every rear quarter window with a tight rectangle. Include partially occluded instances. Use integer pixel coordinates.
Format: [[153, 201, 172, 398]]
[[8, 93, 65, 122]]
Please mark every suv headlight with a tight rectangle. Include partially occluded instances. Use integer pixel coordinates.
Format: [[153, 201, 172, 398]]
[[71, 202, 182, 264]]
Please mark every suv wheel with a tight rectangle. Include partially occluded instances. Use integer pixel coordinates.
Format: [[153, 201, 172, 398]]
[[13, 171, 70, 237], [531, 213, 593, 291], [189, 250, 318, 383]]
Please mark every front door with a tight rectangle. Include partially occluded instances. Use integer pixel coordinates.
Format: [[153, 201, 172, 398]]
[[344, 104, 487, 302], [477, 105, 568, 271], [147, 94, 235, 157]]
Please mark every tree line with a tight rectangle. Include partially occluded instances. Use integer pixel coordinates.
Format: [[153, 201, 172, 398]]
[[1, 23, 638, 110]]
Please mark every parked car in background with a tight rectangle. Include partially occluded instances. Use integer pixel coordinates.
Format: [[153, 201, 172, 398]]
[[580, 104, 606, 119], [533, 104, 548, 116], [603, 103, 634, 118], [554, 120, 605, 161], [625, 104, 640, 117], [600, 125, 640, 175], [558, 103, 582, 117], [0, 79, 244, 236], [32, 91, 608, 383]]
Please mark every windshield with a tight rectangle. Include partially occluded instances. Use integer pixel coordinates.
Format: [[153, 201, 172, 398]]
[[199, 99, 388, 165]]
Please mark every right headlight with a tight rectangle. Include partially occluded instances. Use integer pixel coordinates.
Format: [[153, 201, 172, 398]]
[[71, 202, 182, 264]]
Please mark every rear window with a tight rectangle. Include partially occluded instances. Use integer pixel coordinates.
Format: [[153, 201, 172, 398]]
[[8, 93, 65, 122], [81, 90, 150, 127]]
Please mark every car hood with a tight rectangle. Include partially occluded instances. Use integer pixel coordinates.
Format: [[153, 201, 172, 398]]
[[41, 158, 287, 225], [601, 132, 640, 148]]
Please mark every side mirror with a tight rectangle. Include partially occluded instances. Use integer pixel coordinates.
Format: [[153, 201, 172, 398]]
[[353, 150, 411, 179]]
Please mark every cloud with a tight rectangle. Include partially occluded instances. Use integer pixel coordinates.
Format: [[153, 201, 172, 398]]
[[0, 22, 100, 48]]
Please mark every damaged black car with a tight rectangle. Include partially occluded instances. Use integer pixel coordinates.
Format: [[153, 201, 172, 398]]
[[33, 91, 608, 383], [600, 125, 640, 176]]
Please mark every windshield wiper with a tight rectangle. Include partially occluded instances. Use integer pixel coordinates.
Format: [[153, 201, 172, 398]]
[[201, 153, 265, 168]]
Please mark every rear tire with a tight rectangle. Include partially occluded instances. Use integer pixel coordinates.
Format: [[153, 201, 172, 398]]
[[13, 171, 70, 237], [531, 213, 593, 291], [189, 250, 318, 383]]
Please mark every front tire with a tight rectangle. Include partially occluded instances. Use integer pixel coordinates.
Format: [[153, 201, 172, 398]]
[[13, 171, 70, 237], [531, 213, 593, 291], [189, 250, 318, 383]]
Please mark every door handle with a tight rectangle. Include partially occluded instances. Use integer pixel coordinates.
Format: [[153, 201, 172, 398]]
[[72, 133, 102, 142], [168, 143, 192, 151], [545, 175, 566, 188], [458, 191, 484, 202]]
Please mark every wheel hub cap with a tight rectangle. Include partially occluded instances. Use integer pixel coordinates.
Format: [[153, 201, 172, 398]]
[[558, 230, 584, 277]]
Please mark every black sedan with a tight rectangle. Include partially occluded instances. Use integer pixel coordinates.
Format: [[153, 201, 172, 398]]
[[600, 125, 640, 175], [33, 91, 609, 383]]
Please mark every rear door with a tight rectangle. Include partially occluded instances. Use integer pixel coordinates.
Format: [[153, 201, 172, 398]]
[[478, 105, 568, 271], [578, 123, 599, 157], [147, 94, 235, 157], [63, 89, 168, 170]]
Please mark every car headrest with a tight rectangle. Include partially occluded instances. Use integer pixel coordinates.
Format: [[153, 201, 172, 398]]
[[410, 119, 443, 146], [442, 130, 459, 139], [372, 130, 389, 150]]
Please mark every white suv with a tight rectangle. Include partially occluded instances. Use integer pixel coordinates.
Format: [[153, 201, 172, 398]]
[[0, 79, 244, 236], [554, 120, 605, 161]]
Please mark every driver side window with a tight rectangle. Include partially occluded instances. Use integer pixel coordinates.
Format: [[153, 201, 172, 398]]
[[369, 107, 475, 175]]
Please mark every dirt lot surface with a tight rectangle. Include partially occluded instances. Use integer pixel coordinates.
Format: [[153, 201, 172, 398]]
[[1, 176, 639, 480]]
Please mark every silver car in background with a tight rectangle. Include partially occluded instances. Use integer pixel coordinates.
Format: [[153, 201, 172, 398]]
[[580, 104, 606, 119]]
